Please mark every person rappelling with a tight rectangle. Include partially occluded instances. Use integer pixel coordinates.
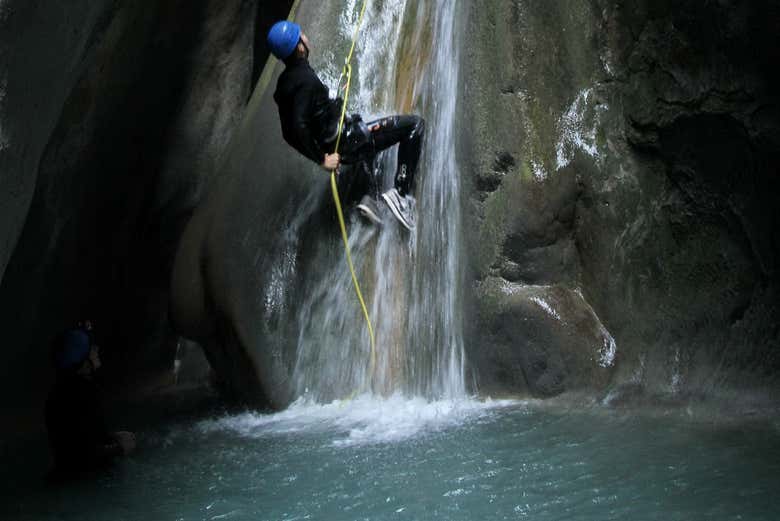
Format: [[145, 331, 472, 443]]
[[267, 21, 425, 231]]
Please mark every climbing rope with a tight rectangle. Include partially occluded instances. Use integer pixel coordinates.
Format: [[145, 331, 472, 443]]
[[330, 0, 377, 386]]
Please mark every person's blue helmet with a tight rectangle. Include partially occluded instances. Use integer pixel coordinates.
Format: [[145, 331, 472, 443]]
[[53, 329, 91, 370], [267, 21, 301, 60]]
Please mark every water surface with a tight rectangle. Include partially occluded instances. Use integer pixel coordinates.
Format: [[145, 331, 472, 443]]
[[7, 397, 779, 520]]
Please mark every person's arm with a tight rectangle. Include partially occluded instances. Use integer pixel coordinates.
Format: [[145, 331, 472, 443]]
[[290, 84, 328, 165]]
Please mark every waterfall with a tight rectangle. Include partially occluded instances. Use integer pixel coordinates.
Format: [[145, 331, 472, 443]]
[[287, 0, 465, 402]]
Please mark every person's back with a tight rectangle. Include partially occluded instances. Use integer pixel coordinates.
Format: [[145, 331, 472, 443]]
[[273, 56, 342, 164]]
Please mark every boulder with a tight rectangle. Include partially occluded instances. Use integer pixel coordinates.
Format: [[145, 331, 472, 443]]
[[474, 278, 615, 396]]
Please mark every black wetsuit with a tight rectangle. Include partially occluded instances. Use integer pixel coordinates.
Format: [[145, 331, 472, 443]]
[[273, 56, 425, 199], [45, 374, 122, 476]]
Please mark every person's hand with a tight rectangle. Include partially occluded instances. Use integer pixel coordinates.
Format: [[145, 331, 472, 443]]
[[321, 152, 340, 171], [115, 431, 136, 455]]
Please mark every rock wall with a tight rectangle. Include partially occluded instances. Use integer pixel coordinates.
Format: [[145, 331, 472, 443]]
[[0, 1, 292, 431], [0, 0, 111, 281], [3, 0, 777, 422], [462, 0, 779, 404], [169, 1, 339, 409]]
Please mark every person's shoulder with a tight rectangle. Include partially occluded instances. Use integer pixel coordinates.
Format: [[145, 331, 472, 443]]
[[288, 61, 319, 80], [279, 63, 319, 93], [278, 63, 302, 86]]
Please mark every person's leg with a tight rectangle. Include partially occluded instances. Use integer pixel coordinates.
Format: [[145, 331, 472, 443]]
[[368, 115, 425, 196], [336, 159, 376, 206], [337, 160, 382, 226]]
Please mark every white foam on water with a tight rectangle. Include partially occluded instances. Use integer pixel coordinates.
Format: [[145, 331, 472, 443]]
[[197, 395, 520, 447]]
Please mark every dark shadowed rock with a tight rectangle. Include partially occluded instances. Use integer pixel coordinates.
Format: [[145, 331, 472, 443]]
[[474, 278, 615, 397], [462, 0, 780, 402], [0, 1, 114, 282], [170, 1, 340, 409], [0, 0, 288, 429]]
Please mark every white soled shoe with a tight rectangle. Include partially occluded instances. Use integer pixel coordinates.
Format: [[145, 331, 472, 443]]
[[356, 195, 383, 226], [381, 188, 416, 231]]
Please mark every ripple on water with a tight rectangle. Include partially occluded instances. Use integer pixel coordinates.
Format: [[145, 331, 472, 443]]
[[4, 399, 780, 521]]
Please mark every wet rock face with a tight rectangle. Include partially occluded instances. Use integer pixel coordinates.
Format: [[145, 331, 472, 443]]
[[474, 279, 615, 397], [0, 0, 290, 426], [0, 1, 114, 281], [169, 1, 344, 409], [462, 0, 780, 399]]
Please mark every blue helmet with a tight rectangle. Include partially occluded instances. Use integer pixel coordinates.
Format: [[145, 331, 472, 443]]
[[53, 329, 91, 370], [267, 21, 301, 60]]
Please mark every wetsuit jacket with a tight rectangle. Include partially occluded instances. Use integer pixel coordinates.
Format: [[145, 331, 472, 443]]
[[45, 374, 122, 475], [273, 57, 342, 164]]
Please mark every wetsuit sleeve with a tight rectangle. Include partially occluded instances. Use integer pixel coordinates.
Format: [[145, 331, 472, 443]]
[[291, 84, 326, 164]]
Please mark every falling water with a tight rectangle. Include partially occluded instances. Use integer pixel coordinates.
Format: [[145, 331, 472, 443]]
[[291, 0, 465, 402]]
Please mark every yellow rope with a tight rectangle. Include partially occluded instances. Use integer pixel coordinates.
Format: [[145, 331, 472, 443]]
[[330, 0, 377, 386]]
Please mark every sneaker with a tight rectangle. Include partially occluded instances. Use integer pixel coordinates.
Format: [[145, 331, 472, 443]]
[[381, 188, 416, 231], [356, 195, 382, 226]]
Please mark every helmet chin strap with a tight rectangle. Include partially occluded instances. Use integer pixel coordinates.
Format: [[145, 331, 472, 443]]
[[300, 38, 310, 60]]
